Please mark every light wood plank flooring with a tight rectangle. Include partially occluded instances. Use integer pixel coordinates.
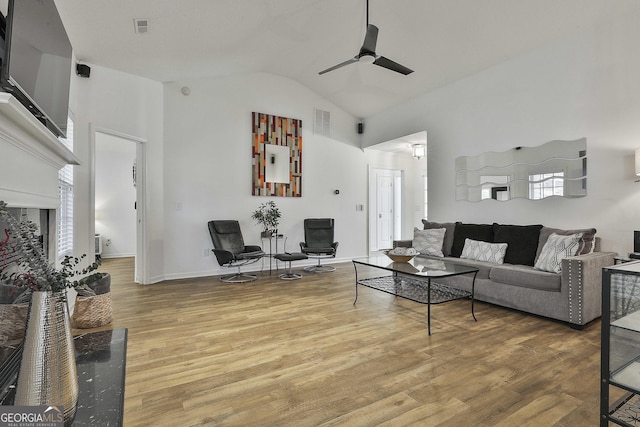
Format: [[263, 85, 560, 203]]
[[90, 257, 603, 426]]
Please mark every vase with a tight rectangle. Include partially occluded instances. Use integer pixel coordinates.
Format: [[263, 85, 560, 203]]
[[15, 291, 79, 426]]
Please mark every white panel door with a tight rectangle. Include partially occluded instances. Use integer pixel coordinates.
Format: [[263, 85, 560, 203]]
[[376, 173, 394, 250]]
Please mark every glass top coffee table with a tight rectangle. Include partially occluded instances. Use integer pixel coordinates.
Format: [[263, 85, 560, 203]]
[[352, 254, 479, 335]]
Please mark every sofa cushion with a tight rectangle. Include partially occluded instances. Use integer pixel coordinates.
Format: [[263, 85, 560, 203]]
[[460, 238, 508, 264], [536, 226, 597, 261], [493, 224, 543, 266], [490, 264, 561, 292], [413, 227, 445, 257], [423, 255, 493, 280], [422, 220, 456, 256], [451, 223, 494, 258], [535, 232, 583, 273]]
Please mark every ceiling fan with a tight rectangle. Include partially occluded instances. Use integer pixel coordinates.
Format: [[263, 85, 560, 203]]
[[318, 0, 414, 76]]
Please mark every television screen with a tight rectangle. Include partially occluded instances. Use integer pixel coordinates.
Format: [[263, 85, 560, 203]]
[[0, 0, 72, 138]]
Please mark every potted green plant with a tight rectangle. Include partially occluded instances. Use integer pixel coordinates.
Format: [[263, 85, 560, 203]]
[[251, 201, 281, 238], [0, 200, 101, 424]]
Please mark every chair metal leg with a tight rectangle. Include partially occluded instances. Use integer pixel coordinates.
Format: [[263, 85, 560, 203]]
[[303, 258, 336, 273], [279, 261, 302, 280], [220, 266, 258, 283], [220, 273, 258, 283]]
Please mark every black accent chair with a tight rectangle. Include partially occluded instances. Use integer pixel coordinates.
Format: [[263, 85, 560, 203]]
[[299, 218, 338, 272], [208, 220, 265, 283]]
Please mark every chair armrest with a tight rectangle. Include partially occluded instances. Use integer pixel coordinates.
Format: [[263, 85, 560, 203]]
[[562, 251, 616, 325], [238, 247, 264, 259], [212, 249, 234, 266], [244, 245, 263, 253]]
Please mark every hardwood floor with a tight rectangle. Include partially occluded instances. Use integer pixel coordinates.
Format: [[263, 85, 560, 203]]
[[92, 257, 602, 426]]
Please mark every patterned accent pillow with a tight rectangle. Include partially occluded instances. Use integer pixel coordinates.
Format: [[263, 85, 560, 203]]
[[534, 232, 583, 273], [460, 238, 508, 264], [413, 227, 446, 257], [535, 227, 597, 261], [421, 220, 456, 256]]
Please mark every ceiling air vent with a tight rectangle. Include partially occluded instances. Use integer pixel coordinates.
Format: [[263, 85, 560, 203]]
[[314, 108, 330, 137], [134, 18, 149, 34]]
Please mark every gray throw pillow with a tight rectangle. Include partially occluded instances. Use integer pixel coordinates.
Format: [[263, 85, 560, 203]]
[[421, 220, 456, 256], [413, 227, 446, 257], [536, 227, 596, 261], [534, 233, 583, 273]]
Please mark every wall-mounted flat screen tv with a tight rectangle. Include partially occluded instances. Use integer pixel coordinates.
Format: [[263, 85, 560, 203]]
[[0, 0, 72, 138]]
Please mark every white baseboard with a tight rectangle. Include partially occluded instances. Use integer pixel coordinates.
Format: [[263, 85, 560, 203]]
[[101, 253, 135, 259], [138, 256, 354, 285]]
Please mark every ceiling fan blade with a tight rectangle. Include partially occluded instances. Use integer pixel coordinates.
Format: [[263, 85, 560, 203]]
[[373, 56, 414, 75], [360, 24, 378, 55], [318, 57, 358, 75]]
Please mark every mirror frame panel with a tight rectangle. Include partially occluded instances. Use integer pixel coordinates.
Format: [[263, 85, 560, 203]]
[[455, 138, 587, 202]]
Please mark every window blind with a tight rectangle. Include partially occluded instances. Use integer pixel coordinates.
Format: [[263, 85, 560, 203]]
[[57, 117, 74, 259]]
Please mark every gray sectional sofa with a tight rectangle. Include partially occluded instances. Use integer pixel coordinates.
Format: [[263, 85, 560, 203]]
[[395, 220, 616, 328]]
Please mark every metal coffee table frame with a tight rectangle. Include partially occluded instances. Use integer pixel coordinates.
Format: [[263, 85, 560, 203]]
[[353, 255, 479, 335]]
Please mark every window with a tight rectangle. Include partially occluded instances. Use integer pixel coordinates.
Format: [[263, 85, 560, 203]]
[[57, 117, 74, 259], [529, 172, 564, 200]]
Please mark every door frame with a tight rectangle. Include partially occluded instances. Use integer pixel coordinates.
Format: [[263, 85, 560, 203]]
[[368, 167, 403, 252], [90, 125, 148, 283]]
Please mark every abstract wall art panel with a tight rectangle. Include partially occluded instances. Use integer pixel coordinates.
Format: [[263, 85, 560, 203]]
[[252, 112, 302, 197]]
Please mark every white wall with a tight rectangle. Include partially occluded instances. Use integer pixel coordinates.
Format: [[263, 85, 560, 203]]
[[70, 67, 386, 282], [162, 72, 365, 279], [69, 64, 164, 282], [362, 8, 640, 256], [94, 132, 137, 258]]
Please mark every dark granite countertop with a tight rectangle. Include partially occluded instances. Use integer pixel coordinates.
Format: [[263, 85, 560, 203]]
[[0, 328, 127, 426]]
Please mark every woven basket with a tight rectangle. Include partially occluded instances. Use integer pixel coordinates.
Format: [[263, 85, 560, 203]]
[[0, 303, 29, 343], [72, 292, 113, 329]]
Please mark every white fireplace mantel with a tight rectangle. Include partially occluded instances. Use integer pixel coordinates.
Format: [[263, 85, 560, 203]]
[[0, 92, 79, 209]]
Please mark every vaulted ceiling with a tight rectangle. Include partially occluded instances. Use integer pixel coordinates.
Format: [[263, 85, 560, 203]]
[[55, 0, 640, 118]]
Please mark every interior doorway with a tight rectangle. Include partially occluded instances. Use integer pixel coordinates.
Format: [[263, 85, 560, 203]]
[[365, 130, 427, 253], [93, 129, 146, 283], [369, 168, 402, 252]]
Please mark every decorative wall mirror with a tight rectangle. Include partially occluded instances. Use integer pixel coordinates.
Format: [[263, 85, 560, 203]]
[[252, 112, 302, 197], [455, 138, 587, 202]]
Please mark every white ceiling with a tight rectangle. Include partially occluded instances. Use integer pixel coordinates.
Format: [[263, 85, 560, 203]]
[[54, 0, 640, 119]]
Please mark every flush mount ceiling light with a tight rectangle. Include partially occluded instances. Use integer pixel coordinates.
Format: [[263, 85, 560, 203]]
[[411, 144, 426, 159]]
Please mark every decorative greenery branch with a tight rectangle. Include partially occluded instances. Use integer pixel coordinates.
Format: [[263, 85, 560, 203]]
[[0, 200, 101, 295]]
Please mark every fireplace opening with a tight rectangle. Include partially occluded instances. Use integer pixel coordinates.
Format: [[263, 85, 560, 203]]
[[0, 207, 54, 275]]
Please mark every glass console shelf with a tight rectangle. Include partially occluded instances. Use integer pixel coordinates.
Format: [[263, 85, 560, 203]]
[[601, 261, 640, 426]]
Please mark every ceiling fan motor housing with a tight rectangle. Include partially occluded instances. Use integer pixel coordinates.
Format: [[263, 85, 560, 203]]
[[358, 53, 376, 64], [318, 3, 413, 75]]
